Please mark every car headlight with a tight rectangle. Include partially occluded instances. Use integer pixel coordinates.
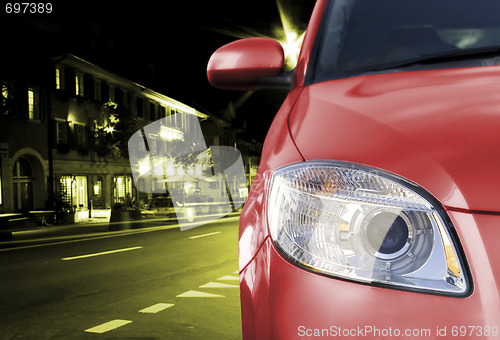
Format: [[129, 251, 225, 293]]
[[268, 161, 471, 296]]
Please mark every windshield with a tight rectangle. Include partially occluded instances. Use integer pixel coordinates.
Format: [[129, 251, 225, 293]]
[[308, 0, 500, 83]]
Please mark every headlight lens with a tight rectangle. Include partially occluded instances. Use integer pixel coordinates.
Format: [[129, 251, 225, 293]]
[[268, 161, 470, 296]]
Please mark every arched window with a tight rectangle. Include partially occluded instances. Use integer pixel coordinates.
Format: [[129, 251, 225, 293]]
[[12, 157, 33, 178]]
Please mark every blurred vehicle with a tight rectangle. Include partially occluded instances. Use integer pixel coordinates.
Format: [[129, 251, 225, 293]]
[[208, 0, 500, 338]]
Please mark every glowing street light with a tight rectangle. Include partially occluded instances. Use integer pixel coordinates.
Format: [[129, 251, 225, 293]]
[[103, 125, 115, 134], [208, 0, 306, 69], [275, 0, 306, 68], [279, 30, 305, 68]]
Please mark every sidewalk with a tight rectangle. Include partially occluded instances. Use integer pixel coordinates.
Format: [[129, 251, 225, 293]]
[[0, 210, 241, 248]]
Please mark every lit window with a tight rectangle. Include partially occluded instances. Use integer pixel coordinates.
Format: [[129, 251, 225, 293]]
[[75, 74, 80, 96], [73, 176, 87, 208], [56, 176, 73, 210], [56, 176, 88, 210], [27, 88, 38, 120], [114, 175, 134, 205], [91, 176, 106, 209], [1, 83, 8, 115], [55, 67, 61, 90]]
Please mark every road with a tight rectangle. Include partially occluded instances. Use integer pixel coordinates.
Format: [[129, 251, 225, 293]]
[[0, 216, 242, 339]]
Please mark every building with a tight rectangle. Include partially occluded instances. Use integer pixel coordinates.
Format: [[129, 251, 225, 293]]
[[1, 54, 208, 221], [0, 53, 260, 224], [0, 54, 51, 215]]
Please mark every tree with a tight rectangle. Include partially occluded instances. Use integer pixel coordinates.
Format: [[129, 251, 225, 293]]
[[93, 101, 138, 159]]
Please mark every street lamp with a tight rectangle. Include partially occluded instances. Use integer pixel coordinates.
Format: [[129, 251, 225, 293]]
[[279, 30, 305, 69], [208, 0, 306, 69]]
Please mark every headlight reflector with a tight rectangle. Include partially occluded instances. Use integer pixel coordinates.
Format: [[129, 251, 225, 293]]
[[268, 161, 470, 296]]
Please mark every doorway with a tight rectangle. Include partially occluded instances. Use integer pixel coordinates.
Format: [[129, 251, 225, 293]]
[[12, 157, 34, 212]]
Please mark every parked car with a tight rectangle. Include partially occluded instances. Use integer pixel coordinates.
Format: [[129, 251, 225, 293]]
[[208, 0, 500, 338]]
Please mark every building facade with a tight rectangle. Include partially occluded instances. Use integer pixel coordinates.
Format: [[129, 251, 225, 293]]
[[0, 54, 259, 223], [0, 55, 50, 214], [0, 54, 206, 220]]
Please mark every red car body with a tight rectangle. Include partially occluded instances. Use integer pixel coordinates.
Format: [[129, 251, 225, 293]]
[[208, 0, 500, 338]]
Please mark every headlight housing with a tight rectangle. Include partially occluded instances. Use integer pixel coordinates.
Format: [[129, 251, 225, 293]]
[[268, 161, 471, 296]]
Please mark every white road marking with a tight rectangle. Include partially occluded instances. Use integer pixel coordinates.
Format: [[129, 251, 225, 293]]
[[217, 275, 239, 281], [188, 231, 221, 239], [176, 290, 225, 298], [85, 319, 132, 333], [233, 270, 239, 274], [139, 303, 174, 314], [199, 282, 239, 288], [62, 246, 143, 260]]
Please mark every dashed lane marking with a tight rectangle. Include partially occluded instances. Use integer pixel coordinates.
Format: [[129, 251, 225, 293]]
[[188, 231, 221, 239], [217, 275, 239, 281], [139, 303, 175, 314], [62, 246, 143, 260], [176, 290, 225, 298], [199, 282, 239, 288], [85, 319, 132, 334], [82, 271, 237, 333]]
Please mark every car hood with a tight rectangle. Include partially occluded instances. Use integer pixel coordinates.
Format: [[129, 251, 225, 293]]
[[289, 66, 500, 213]]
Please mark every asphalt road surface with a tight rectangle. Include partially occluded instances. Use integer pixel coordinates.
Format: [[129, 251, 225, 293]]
[[0, 216, 242, 339]]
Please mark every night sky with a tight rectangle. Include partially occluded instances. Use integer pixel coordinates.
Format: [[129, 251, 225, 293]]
[[0, 0, 316, 141]]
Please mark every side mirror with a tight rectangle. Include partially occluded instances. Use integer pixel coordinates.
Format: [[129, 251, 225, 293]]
[[207, 37, 287, 91]]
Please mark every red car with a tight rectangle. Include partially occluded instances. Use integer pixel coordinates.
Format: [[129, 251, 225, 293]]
[[208, 0, 500, 338]]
